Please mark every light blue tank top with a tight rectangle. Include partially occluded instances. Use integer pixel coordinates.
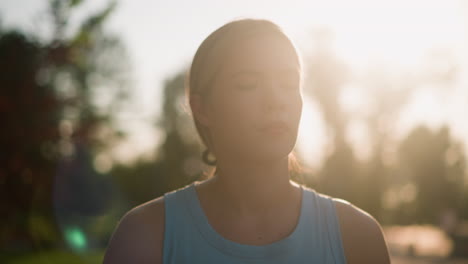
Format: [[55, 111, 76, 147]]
[[163, 182, 347, 263]]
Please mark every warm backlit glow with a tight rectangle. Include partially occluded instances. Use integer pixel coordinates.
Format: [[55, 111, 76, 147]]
[[384, 225, 454, 257], [295, 0, 468, 165], [296, 97, 329, 169], [310, 0, 466, 71]]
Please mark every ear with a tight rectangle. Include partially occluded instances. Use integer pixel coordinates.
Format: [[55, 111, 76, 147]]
[[190, 94, 211, 127]]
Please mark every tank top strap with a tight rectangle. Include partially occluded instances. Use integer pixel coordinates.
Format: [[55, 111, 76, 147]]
[[162, 184, 194, 263], [309, 189, 347, 263]]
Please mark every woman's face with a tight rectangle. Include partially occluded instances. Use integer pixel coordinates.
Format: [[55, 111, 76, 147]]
[[201, 34, 303, 163]]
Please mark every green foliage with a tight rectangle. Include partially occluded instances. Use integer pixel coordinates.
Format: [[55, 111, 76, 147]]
[[397, 125, 466, 223], [112, 71, 204, 207], [1, 0, 130, 251]]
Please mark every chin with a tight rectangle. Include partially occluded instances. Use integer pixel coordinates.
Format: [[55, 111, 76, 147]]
[[219, 130, 298, 164], [245, 139, 296, 164]]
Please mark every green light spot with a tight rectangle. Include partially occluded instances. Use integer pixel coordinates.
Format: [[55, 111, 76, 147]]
[[64, 226, 87, 251]]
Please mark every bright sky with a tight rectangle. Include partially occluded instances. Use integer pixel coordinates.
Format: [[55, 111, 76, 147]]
[[2, 0, 468, 167]]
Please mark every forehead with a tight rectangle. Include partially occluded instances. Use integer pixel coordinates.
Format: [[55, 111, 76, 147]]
[[221, 34, 300, 75]]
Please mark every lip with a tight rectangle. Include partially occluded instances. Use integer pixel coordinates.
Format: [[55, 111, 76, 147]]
[[258, 121, 289, 133]]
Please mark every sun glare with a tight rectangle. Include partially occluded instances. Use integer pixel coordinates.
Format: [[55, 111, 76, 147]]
[[312, 0, 466, 72], [296, 0, 467, 166]]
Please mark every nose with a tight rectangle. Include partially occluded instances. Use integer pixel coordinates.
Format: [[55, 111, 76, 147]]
[[262, 78, 286, 112]]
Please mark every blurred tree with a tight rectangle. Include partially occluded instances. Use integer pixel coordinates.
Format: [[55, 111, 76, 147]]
[[113, 71, 203, 206], [356, 67, 413, 221], [156, 72, 204, 188], [0, 0, 130, 251], [397, 125, 466, 224], [0, 29, 60, 250], [302, 28, 459, 224], [303, 28, 360, 202]]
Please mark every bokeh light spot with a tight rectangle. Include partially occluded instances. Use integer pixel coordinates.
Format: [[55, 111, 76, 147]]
[[64, 226, 87, 252]]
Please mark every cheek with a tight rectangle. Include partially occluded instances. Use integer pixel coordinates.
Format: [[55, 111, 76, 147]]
[[210, 91, 257, 132]]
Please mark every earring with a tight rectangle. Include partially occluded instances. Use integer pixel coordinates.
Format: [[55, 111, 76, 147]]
[[202, 149, 217, 166]]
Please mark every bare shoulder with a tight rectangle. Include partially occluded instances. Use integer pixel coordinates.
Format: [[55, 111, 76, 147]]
[[103, 196, 165, 264], [333, 199, 391, 264]]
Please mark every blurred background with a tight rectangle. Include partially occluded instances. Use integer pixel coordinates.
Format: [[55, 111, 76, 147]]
[[1, 0, 468, 263]]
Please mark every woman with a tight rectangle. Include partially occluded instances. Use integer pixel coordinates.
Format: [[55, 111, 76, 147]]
[[104, 19, 390, 263]]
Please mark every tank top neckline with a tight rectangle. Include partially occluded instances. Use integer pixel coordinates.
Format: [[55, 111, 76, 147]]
[[183, 181, 309, 259]]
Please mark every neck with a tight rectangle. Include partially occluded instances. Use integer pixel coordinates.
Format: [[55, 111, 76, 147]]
[[202, 156, 299, 216]]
